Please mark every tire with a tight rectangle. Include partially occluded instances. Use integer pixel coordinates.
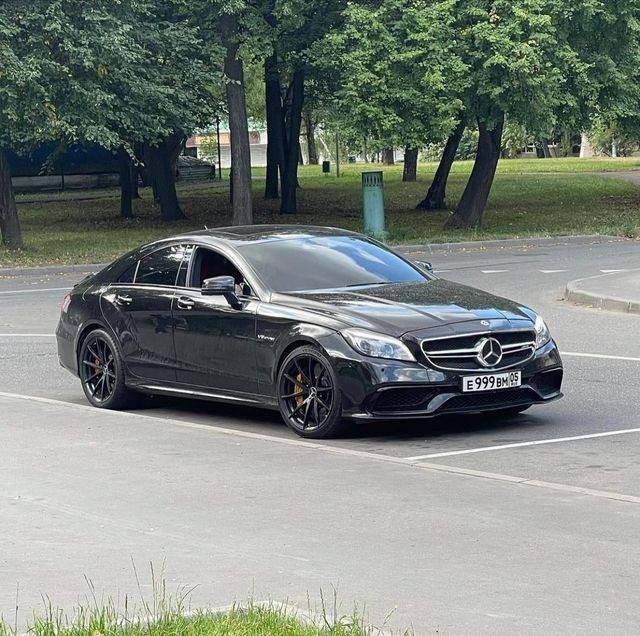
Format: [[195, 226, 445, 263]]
[[78, 328, 134, 410], [277, 345, 344, 439], [492, 404, 531, 418]]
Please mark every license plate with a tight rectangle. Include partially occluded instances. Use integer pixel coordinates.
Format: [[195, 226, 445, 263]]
[[462, 371, 521, 393]]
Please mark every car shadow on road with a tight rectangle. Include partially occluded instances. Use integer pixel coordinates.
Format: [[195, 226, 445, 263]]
[[127, 394, 551, 443]]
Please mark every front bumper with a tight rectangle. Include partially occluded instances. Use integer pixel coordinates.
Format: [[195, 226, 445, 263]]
[[319, 334, 563, 419]]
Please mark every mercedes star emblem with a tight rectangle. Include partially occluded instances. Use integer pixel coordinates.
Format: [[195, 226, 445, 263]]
[[476, 337, 503, 367]]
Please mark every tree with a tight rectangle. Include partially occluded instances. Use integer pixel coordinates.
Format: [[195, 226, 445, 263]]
[[416, 118, 465, 209], [315, 0, 465, 185], [446, 0, 640, 228]]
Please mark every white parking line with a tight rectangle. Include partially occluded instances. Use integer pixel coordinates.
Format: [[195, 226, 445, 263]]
[[563, 351, 640, 363], [480, 269, 509, 273], [540, 269, 568, 273], [0, 287, 69, 295], [0, 333, 55, 337], [404, 427, 640, 461]]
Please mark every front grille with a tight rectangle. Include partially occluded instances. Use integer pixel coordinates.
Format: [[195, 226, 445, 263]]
[[422, 330, 536, 372]]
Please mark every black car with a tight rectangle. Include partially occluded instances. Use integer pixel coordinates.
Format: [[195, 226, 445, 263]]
[[56, 225, 563, 438]]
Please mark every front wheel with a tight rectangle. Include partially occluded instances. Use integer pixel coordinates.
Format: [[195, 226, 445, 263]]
[[79, 328, 134, 410], [277, 345, 344, 438]]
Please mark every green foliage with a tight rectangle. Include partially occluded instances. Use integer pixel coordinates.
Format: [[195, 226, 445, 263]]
[[0, 1, 216, 153], [314, 0, 466, 152]]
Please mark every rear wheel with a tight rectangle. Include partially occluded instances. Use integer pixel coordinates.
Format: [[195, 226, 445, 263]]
[[79, 329, 133, 409], [277, 345, 343, 438]]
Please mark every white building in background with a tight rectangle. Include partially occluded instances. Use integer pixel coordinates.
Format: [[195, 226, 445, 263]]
[[185, 124, 268, 168]]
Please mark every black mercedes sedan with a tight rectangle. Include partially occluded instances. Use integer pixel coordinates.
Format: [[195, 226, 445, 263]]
[[56, 225, 563, 438]]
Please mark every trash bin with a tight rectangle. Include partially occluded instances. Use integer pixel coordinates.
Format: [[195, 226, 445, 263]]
[[322, 160, 331, 173], [362, 171, 385, 239]]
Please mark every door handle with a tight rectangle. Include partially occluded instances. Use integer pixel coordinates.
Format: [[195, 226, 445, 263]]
[[115, 293, 133, 307], [176, 296, 195, 310]]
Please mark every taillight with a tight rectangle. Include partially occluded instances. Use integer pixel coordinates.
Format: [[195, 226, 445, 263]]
[[61, 293, 72, 313]]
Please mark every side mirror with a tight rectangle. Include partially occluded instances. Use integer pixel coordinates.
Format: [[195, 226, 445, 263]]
[[201, 275, 241, 308], [414, 260, 434, 273]]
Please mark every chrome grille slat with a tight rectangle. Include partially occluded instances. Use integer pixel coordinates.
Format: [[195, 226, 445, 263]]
[[421, 330, 536, 372]]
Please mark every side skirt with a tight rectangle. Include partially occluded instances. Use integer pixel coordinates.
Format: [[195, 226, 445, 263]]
[[128, 381, 279, 410]]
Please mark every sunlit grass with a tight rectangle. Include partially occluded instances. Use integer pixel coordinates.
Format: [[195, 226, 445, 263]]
[[2, 157, 640, 266]]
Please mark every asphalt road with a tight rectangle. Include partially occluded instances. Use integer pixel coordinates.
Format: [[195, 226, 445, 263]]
[[1, 235, 640, 633]]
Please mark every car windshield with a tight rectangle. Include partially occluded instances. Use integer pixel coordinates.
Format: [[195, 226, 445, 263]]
[[237, 236, 427, 292]]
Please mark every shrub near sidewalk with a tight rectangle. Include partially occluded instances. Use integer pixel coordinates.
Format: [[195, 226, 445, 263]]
[[2, 158, 640, 267]]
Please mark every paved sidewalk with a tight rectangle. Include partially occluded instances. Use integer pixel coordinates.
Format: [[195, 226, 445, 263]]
[[565, 269, 640, 314], [3, 393, 640, 633]]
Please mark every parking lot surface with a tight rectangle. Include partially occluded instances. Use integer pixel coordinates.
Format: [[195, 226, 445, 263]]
[[1, 236, 639, 633]]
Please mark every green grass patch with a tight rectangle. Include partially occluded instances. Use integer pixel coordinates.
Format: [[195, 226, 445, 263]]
[[2, 157, 640, 267]]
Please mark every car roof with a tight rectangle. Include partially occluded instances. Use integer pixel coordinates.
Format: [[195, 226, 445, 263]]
[[165, 225, 361, 248]]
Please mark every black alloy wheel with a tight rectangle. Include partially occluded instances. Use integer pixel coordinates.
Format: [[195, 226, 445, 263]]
[[277, 345, 343, 438], [79, 329, 132, 409]]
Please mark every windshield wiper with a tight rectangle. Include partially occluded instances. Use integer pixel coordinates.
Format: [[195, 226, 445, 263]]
[[343, 281, 399, 288]]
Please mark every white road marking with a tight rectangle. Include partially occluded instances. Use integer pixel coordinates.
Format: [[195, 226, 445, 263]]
[[563, 351, 640, 363], [405, 427, 640, 461], [0, 286, 69, 295], [600, 269, 627, 273], [1, 390, 639, 506], [480, 269, 508, 274], [0, 333, 55, 337], [540, 269, 568, 273]]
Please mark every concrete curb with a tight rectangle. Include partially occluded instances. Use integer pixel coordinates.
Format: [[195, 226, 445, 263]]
[[565, 270, 640, 315], [0, 262, 105, 278], [1, 234, 630, 277], [398, 234, 627, 253]]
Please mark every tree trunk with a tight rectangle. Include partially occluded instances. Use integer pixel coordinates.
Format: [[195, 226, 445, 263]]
[[131, 161, 140, 199], [446, 112, 504, 229], [118, 149, 134, 219], [222, 14, 253, 225], [402, 147, 418, 182], [304, 110, 318, 165], [383, 148, 395, 165], [145, 139, 185, 221], [264, 53, 285, 199], [0, 150, 22, 248], [280, 68, 305, 215], [417, 119, 465, 211], [298, 140, 304, 165]]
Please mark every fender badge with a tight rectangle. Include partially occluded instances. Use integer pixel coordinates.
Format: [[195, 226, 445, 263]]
[[480, 320, 490, 327]]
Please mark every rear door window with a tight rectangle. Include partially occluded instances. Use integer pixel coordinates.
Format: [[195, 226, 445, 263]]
[[135, 245, 187, 287]]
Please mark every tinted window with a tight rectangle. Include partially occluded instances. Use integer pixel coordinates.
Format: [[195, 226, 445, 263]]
[[135, 245, 185, 286], [237, 236, 426, 292], [118, 263, 138, 284]]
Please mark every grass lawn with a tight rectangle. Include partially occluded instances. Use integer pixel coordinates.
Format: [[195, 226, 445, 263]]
[[0, 605, 387, 636], [2, 157, 640, 267]]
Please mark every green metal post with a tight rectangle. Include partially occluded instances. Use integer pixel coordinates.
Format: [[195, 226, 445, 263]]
[[362, 171, 385, 239]]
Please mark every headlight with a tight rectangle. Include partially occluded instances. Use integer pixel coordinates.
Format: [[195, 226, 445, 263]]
[[342, 328, 416, 362], [534, 315, 551, 348]]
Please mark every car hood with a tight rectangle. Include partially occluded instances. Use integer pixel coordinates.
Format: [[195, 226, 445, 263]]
[[271, 279, 534, 337]]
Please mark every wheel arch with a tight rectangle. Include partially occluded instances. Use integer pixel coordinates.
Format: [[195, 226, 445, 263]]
[[75, 319, 113, 366], [275, 338, 321, 380]]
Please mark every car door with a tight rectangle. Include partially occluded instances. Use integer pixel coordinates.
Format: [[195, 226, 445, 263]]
[[101, 244, 188, 381], [172, 245, 259, 395]]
